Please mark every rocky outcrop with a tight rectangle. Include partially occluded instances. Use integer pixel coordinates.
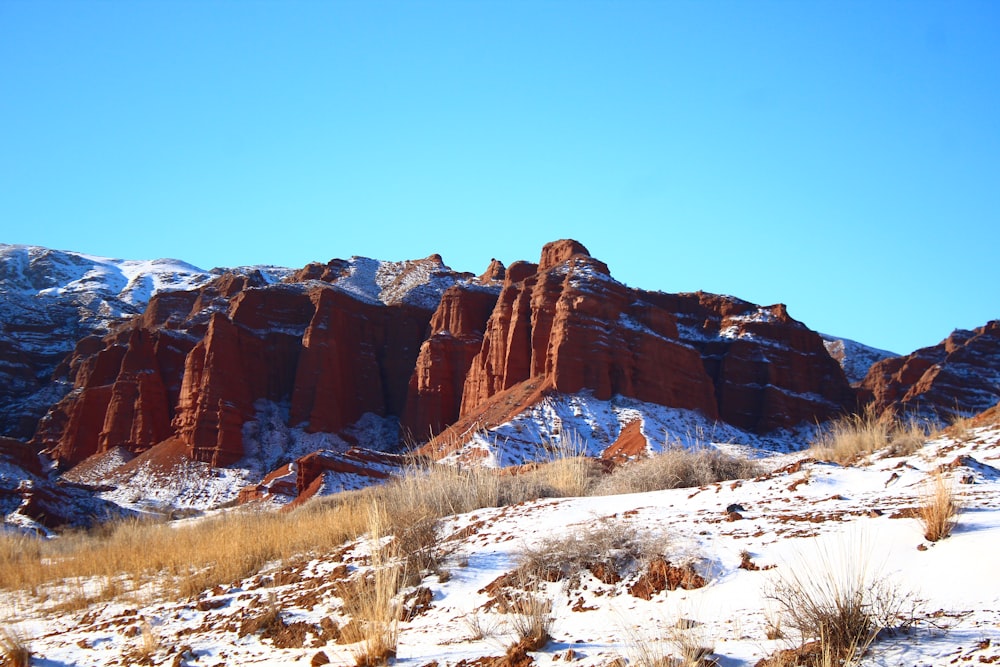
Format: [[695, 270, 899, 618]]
[[402, 284, 502, 439], [457, 244, 719, 422], [25, 239, 868, 479], [602, 421, 649, 462], [0, 436, 129, 533], [450, 241, 853, 439], [859, 320, 1000, 420], [237, 449, 408, 505], [641, 291, 858, 432], [0, 245, 218, 440], [35, 260, 466, 468]]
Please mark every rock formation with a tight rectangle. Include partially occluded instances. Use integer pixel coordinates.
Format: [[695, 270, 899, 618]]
[[421, 240, 855, 457], [0, 244, 218, 440], [402, 284, 502, 439], [28, 239, 864, 474], [36, 275, 443, 468], [859, 320, 1000, 420]]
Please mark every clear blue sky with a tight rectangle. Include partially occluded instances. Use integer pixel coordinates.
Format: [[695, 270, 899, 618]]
[[2, 1, 998, 355]]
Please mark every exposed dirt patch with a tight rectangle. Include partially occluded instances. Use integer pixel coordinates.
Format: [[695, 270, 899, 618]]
[[628, 557, 706, 599], [754, 640, 822, 666], [401, 586, 434, 620]]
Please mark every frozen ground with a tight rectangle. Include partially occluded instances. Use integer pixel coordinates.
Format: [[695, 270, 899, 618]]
[[3, 413, 999, 666]]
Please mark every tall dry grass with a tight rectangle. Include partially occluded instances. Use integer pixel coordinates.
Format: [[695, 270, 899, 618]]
[[810, 405, 930, 464], [0, 442, 759, 608], [594, 445, 761, 496], [766, 536, 914, 666], [340, 504, 403, 667], [920, 472, 959, 542], [0, 628, 31, 667], [0, 496, 372, 602], [0, 455, 592, 603]]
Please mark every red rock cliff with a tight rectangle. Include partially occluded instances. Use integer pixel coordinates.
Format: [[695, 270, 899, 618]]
[[459, 241, 720, 421], [859, 320, 1000, 419], [37, 272, 437, 468], [33, 241, 862, 472], [402, 283, 502, 438]]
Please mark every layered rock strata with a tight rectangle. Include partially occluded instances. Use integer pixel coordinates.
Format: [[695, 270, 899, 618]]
[[32, 240, 858, 473], [859, 320, 1000, 420]]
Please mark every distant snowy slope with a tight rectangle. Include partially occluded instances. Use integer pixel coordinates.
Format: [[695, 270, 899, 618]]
[[0, 244, 213, 326], [821, 333, 897, 384], [296, 253, 483, 309], [0, 244, 219, 438]]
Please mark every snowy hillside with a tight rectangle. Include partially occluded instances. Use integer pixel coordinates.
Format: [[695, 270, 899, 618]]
[[324, 255, 482, 309], [3, 411, 999, 666], [0, 244, 213, 325]]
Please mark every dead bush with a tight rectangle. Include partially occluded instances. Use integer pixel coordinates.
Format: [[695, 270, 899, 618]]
[[766, 537, 915, 665], [502, 578, 552, 652], [518, 521, 645, 584], [0, 628, 31, 667], [920, 472, 959, 542]]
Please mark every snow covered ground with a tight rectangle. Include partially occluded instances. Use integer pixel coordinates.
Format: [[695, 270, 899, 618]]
[[3, 413, 999, 666]]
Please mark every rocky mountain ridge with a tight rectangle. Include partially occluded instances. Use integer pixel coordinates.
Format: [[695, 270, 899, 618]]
[[1, 240, 998, 523], [27, 241, 857, 472]]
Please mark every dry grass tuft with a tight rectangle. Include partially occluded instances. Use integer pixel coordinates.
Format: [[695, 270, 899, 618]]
[[518, 521, 650, 585], [811, 405, 930, 464], [920, 472, 960, 542], [0, 628, 31, 667], [340, 504, 403, 667], [461, 612, 501, 641], [503, 581, 552, 652], [766, 537, 915, 666], [621, 621, 714, 667], [883, 420, 930, 458], [138, 618, 159, 661], [523, 455, 605, 498], [595, 445, 761, 496], [946, 412, 975, 441]]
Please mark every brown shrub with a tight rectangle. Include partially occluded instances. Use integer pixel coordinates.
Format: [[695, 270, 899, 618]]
[[920, 472, 959, 542]]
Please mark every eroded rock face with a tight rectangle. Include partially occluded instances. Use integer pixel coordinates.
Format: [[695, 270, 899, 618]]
[[0, 436, 129, 532], [31, 239, 860, 473], [451, 240, 852, 437], [859, 320, 1000, 420], [402, 285, 501, 439], [641, 291, 858, 432], [0, 244, 216, 440], [42, 302, 433, 469], [35, 263, 461, 468]]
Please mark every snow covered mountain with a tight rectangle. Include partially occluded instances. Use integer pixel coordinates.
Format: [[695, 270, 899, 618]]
[[0, 244, 223, 439]]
